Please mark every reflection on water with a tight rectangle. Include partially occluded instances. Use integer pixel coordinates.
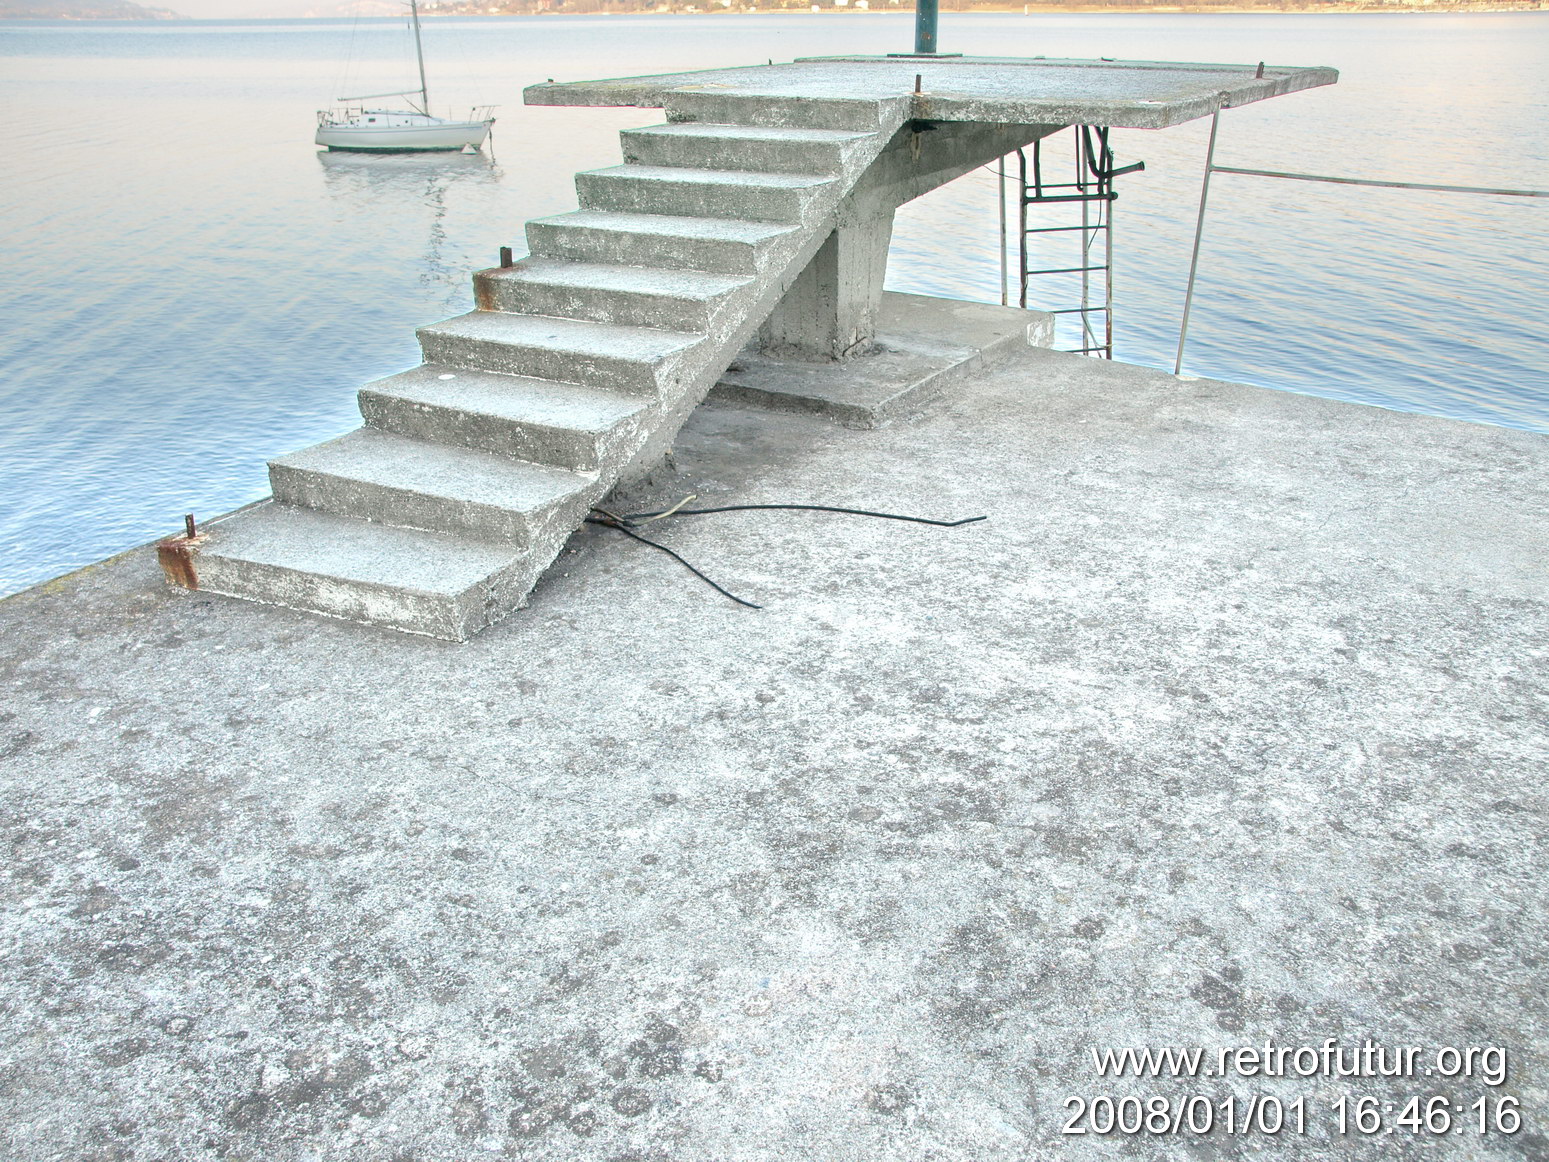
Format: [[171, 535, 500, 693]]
[[2, 13, 1547, 595], [315, 148, 501, 185], [317, 150, 503, 305]]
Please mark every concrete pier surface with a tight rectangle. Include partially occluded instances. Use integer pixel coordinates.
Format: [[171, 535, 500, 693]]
[[2, 348, 1546, 1160]]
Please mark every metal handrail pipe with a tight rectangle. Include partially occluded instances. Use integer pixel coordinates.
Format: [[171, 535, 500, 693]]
[[1211, 165, 1548, 199]]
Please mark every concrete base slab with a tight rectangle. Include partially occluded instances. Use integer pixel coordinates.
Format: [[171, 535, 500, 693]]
[[710, 291, 1054, 427]]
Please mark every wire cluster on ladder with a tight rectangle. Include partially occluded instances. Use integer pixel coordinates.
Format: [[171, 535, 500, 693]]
[[1018, 127, 1143, 359]]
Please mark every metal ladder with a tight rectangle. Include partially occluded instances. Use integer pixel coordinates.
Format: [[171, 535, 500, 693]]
[[1018, 126, 1143, 359]]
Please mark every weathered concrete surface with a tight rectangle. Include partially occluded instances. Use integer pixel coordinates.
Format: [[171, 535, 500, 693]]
[[2, 349, 1546, 1161], [525, 55, 1338, 130]]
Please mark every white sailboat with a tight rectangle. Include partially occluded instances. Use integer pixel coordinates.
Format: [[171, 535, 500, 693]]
[[316, 0, 494, 154]]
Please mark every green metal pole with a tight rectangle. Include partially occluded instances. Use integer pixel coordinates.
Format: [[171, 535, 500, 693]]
[[914, 0, 938, 53]]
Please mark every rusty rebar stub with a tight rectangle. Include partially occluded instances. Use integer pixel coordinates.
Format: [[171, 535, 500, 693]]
[[157, 532, 207, 590]]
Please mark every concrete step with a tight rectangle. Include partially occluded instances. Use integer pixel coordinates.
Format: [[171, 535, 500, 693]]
[[526, 210, 799, 276], [665, 90, 886, 133], [576, 165, 834, 225], [474, 258, 751, 332], [621, 123, 871, 175], [358, 363, 648, 472], [195, 503, 531, 642], [269, 428, 591, 544], [417, 309, 703, 396]]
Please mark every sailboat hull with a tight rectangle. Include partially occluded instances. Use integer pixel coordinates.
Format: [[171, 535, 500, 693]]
[[316, 119, 493, 153]]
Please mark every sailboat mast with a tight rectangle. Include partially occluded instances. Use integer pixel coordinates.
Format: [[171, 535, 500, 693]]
[[409, 0, 429, 115]]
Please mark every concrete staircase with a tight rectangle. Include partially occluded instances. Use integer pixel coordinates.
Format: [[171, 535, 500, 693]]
[[193, 95, 911, 640]]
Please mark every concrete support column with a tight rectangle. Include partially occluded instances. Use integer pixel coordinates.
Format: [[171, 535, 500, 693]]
[[758, 120, 1061, 365], [757, 211, 896, 362]]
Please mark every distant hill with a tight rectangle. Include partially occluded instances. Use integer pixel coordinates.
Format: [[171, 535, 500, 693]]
[[1, 0, 182, 16]]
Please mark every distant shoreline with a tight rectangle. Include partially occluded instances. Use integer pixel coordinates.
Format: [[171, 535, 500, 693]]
[[4, 3, 1546, 16]]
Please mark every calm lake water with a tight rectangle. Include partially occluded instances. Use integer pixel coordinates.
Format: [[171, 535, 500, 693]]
[[2, 13, 1547, 595]]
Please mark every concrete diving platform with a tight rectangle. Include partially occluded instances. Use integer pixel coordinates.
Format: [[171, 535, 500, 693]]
[[174, 55, 1336, 639], [525, 54, 1338, 128]]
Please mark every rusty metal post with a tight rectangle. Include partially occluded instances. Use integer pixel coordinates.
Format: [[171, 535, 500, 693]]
[[158, 514, 206, 589]]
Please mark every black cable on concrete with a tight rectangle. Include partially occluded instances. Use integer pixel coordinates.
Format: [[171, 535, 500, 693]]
[[584, 515, 762, 610], [587, 501, 987, 610], [620, 503, 987, 528]]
